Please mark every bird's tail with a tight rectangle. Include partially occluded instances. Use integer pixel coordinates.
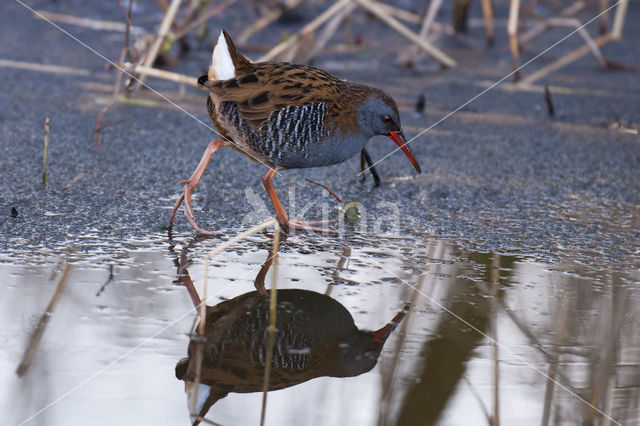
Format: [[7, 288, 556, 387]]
[[208, 30, 252, 81]]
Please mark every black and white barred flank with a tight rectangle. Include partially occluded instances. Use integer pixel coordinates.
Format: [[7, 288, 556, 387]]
[[219, 101, 328, 163]]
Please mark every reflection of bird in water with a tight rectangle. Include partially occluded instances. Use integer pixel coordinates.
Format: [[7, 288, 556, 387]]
[[175, 289, 408, 424]]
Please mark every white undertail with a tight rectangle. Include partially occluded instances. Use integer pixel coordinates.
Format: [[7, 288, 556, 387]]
[[210, 31, 235, 80]]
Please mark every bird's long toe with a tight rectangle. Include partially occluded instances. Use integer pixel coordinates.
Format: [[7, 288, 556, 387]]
[[182, 186, 216, 236]]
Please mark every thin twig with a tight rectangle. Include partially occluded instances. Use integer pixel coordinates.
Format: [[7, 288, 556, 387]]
[[43, 117, 50, 185], [118, 0, 135, 62], [260, 225, 281, 426], [94, 49, 127, 146], [305, 178, 342, 203], [237, 0, 304, 44], [96, 264, 115, 296], [16, 263, 72, 376]]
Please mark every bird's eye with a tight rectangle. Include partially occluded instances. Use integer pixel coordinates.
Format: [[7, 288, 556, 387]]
[[382, 115, 391, 123]]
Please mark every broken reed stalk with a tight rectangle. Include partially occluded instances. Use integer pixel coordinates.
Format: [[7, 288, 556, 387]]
[[305, 178, 342, 203], [42, 117, 50, 185], [356, 0, 456, 68], [137, 0, 184, 87], [259, 0, 352, 62], [191, 218, 279, 418], [260, 225, 281, 426], [518, 34, 612, 86], [16, 263, 72, 376]]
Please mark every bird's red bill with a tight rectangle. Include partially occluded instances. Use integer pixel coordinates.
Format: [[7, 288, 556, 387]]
[[373, 309, 407, 342], [389, 131, 422, 174]]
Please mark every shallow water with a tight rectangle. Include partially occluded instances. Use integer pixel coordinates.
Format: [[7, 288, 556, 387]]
[[2, 231, 638, 426]]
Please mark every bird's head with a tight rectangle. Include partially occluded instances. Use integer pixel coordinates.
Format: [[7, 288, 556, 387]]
[[356, 89, 422, 174]]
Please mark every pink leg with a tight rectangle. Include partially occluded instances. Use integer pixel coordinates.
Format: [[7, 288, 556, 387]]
[[262, 169, 335, 234], [169, 140, 225, 235]]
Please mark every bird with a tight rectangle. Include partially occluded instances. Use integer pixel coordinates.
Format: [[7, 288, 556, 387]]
[[169, 30, 422, 235], [175, 289, 408, 424]]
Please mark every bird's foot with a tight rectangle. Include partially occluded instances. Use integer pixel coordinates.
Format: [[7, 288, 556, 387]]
[[169, 183, 216, 236]]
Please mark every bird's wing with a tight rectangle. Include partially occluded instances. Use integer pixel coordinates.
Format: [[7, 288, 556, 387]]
[[207, 62, 344, 130]]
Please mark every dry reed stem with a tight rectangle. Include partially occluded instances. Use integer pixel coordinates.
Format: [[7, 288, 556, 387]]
[[398, 0, 442, 65], [541, 291, 570, 426], [518, 33, 611, 86], [374, 2, 422, 25], [131, 64, 198, 86], [16, 263, 72, 376], [0, 59, 90, 76], [521, 18, 606, 68], [304, 2, 357, 63], [490, 254, 500, 426], [118, 0, 135, 62], [611, 0, 628, 39], [482, 0, 495, 44], [520, 0, 588, 44], [137, 0, 184, 87], [508, 0, 521, 80], [357, 0, 456, 67], [42, 117, 50, 185], [172, 0, 238, 41], [237, 0, 304, 45], [259, 0, 352, 62], [260, 225, 281, 426], [33, 10, 145, 34]]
